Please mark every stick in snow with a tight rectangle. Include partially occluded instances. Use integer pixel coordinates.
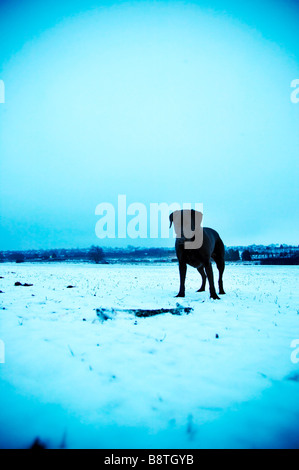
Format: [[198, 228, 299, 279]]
[[95, 305, 193, 321]]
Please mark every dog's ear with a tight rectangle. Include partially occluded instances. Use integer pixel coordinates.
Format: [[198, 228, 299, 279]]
[[169, 212, 173, 228]]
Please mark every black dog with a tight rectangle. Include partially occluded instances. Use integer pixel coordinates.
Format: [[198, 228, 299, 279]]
[[169, 209, 225, 299]]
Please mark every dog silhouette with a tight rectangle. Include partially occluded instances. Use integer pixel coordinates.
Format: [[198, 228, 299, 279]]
[[169, 209, 225, 299]]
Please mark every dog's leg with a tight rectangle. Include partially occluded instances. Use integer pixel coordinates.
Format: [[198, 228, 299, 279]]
[[196, 266, 206, 292], [213, 239, 226, 295], [204, 262, 220, 300], [176, 261, 187, 297], [217, 259, 225, 295]]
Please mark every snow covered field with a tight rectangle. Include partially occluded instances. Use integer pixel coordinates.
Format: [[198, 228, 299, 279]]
[[0, 262, 299, 449]]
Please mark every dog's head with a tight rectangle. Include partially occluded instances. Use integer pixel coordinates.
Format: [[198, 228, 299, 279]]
[[169, 209, 203, 249]]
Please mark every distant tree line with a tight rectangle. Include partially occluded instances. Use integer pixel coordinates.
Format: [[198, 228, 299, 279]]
[[0, 244, 298, 264], [0, 246, 176, 264], [0, 247, 107, 264], [224, 248, 240, 261], [261, 255, 299, 265]]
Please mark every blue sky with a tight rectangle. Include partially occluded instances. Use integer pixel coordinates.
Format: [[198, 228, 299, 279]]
[[0, 0, 299, 249]]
